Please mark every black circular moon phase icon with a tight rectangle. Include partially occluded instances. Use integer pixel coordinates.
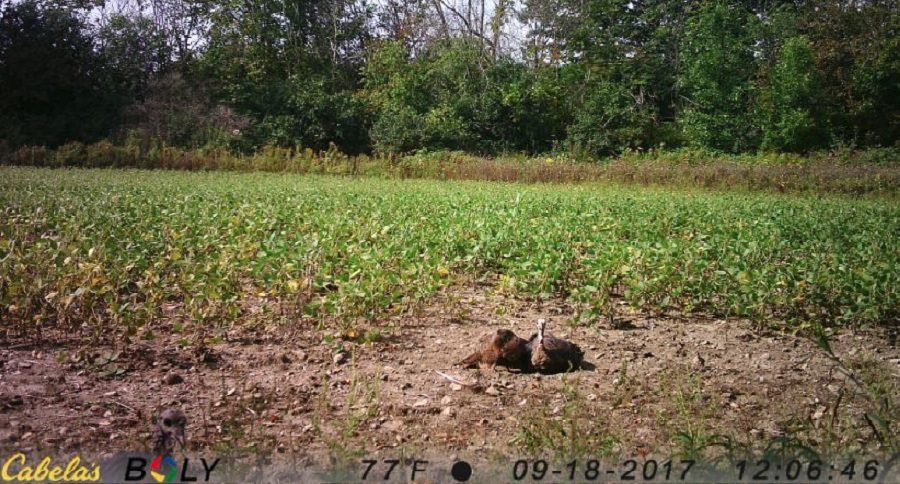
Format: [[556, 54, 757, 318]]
[[451, 461, 472, 482]]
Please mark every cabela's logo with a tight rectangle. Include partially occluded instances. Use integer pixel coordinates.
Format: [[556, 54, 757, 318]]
[[123, 454, 219, 483], [1, 453, 100, 482]]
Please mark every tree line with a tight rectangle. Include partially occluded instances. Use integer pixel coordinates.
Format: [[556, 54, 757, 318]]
[[0, 0, 896, 158]]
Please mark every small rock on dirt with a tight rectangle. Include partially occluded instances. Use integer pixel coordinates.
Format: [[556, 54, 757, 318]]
[[163, 373, 184, 385], [693, 354, 706, 369], [485, 385, 500, 396], [812, 406, 826, 420], [333, 352, 347, 365]]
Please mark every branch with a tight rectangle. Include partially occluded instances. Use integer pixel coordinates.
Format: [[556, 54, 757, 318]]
[[437, 0, 494, 47]]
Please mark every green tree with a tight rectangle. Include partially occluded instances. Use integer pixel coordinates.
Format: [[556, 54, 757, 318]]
[[678, 2, 760, 152], [759, 36, 824, 152], [98, 14, 173, 101], [789, 0, 898, 147], [566, 76, 658, 156], [363, 40, 433, 153], [203, 0, 370, 152], [482, 61, 570, 153], [0, 1, 120, 147], [364, 40, 482, 153], [520, 0, 689, 156], [363, 39, 570, 154]]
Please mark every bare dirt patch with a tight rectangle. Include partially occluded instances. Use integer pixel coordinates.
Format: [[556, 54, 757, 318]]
[[1, 284, 897, 468]]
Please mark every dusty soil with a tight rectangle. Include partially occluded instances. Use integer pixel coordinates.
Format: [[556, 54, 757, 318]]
[[1, 283, 898, 476]]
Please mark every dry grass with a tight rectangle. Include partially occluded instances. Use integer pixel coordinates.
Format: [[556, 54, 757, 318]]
[[2, 141, 898, 195], [604, 159, 899, 195]]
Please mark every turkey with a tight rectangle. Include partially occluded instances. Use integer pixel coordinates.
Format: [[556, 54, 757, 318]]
[[99, 408, 187, 483], [150, 408, 187, 453], [526, 319, 584, 374], [460, 329, 530, 371]]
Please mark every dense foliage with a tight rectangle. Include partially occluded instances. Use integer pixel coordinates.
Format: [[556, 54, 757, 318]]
[[1, 167, 896, 343], [0, 0, 897, 156], [0, 2, 122, 147], [678, 2, 760, 152]]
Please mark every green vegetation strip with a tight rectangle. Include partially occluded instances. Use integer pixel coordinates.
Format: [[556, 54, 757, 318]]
[[1, 167, 896, 341]]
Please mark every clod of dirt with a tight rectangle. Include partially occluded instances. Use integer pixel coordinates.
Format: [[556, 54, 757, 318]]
[[2, 395, 24, 407], [450, 383, 463, 391], [693, 354, 706, 369], [196, 348, 218, 364], [485, 385, 500, 396], [163, 372, 184, 385], [413, 398, 429, 408], [333, 352, 347, 365], [812, 406, 826, 420]]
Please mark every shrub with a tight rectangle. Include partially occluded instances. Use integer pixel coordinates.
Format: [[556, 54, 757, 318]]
[[678, 2, 760, 152], [10, 145, 51, 166], [85, 140, 128, 167], [759, 37, 826, 152], [0, 139, 11, 164], [567, 80, 658, 157], [55, 141, 87, 166]]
